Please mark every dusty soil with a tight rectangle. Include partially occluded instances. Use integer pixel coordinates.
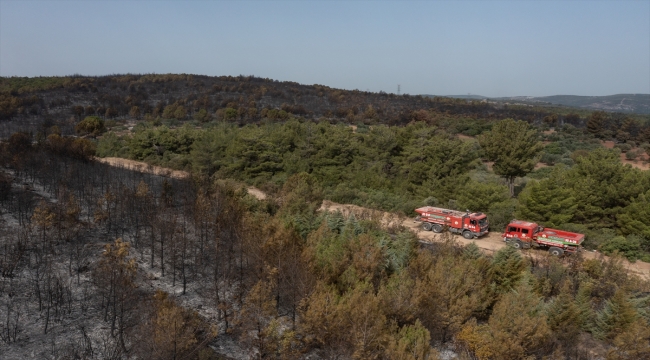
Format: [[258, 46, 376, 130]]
[[95, 158, 270, 202], [95, 157, 191, 179], [246, 187, 267, 200], [602, 141, 650, 170], [456, 134, 475, 141], [319, 200, 650, 280]]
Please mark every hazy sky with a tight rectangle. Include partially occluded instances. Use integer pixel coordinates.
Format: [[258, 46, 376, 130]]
[[1, 1, 649, 97]]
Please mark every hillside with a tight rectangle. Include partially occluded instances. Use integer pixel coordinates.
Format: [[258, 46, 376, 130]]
[[422, 93, 650, 114], [2, 74, 650, 359], [496, 94, 650, 114], [0, 74, 607, 138], [1, 141, 649, 359], [424, 94, 489, 100]]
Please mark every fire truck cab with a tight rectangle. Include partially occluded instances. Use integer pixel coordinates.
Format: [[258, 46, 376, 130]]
[[502, 220, 584, 255]]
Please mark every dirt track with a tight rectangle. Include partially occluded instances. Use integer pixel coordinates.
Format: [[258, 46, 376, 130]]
[[94, 158, 271, 201], [95, 157, 191, 179]]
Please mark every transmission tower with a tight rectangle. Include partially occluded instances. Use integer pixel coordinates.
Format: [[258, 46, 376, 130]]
[[397, 85, 401, 95]]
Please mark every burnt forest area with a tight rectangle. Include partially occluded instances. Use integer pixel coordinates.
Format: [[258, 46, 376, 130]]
[[0, 74, 594, 134]]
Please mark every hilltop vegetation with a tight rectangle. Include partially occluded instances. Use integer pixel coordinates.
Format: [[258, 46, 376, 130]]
[[1, 74, 625, 134]]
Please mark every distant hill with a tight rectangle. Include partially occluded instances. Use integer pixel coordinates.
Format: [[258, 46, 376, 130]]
[[423, 94, 489, 100], [493, 94, 650, 114], [0, 74, 592, 135], [423, 93, 650, 114], [1, 74, 648, 141]]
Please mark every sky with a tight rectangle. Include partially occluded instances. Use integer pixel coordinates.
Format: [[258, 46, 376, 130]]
[[1, 0, 649, 97]]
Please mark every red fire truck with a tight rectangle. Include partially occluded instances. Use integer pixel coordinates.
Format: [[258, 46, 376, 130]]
[[502, 220, 584, 255], [414, 206, 489, 239]]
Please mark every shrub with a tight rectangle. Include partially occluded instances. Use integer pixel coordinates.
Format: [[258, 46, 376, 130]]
[[75, 116, 105, 137], [456, 180, 510, 213], [487, 199, 517, 232], [540, 153, 561, 165], [193, 109, 210, 123], [642, 143, 650, 157], [46, 134, 96, 161], [625, 150, 638, 160], [558, 157, 574, 166], [96, 132, 124, 157], [570, 149, 590, 162], [600, 235, 642, 261], [527, 166, 553, 180], [614, 143, 632, 153]]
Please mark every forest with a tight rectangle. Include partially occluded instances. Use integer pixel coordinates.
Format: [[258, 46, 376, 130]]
[[1, 74, 650, 359], [93, 118, 650, 261]]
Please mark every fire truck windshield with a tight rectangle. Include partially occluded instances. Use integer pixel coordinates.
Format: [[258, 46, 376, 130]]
[[478, 218, 488, 227]]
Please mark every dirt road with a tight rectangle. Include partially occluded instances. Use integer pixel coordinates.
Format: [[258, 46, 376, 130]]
[[95, 158, 269, 201], [95, 157, 191, 179]]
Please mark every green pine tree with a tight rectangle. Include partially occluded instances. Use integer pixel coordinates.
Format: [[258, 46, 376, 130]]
[[569, 148, 645, 229], [463, 242, 483, 260], [489, 245, 527, 294], [515, 165, 577, 227], [547, 281, 581, 347], [575, 280, 595, 332], [478, 118, 544, 197], [586, 111, 607, 138], [594, 289, 638, 340], [385, 320, 438, 360], [617, 190, 650, 241], [326, 211, 346, 233]]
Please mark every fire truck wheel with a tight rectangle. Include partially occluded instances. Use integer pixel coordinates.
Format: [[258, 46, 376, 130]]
[[462, 231, 473, 240], [549, 247, 564, 256], [422, 222, 432, 231], [512, 240, 523, 249], [432, 224, 443, 233]]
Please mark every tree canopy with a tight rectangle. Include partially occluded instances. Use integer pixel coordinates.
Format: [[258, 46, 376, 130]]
[[75, 116, 105, 137], [478, 118, 544, 196]]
